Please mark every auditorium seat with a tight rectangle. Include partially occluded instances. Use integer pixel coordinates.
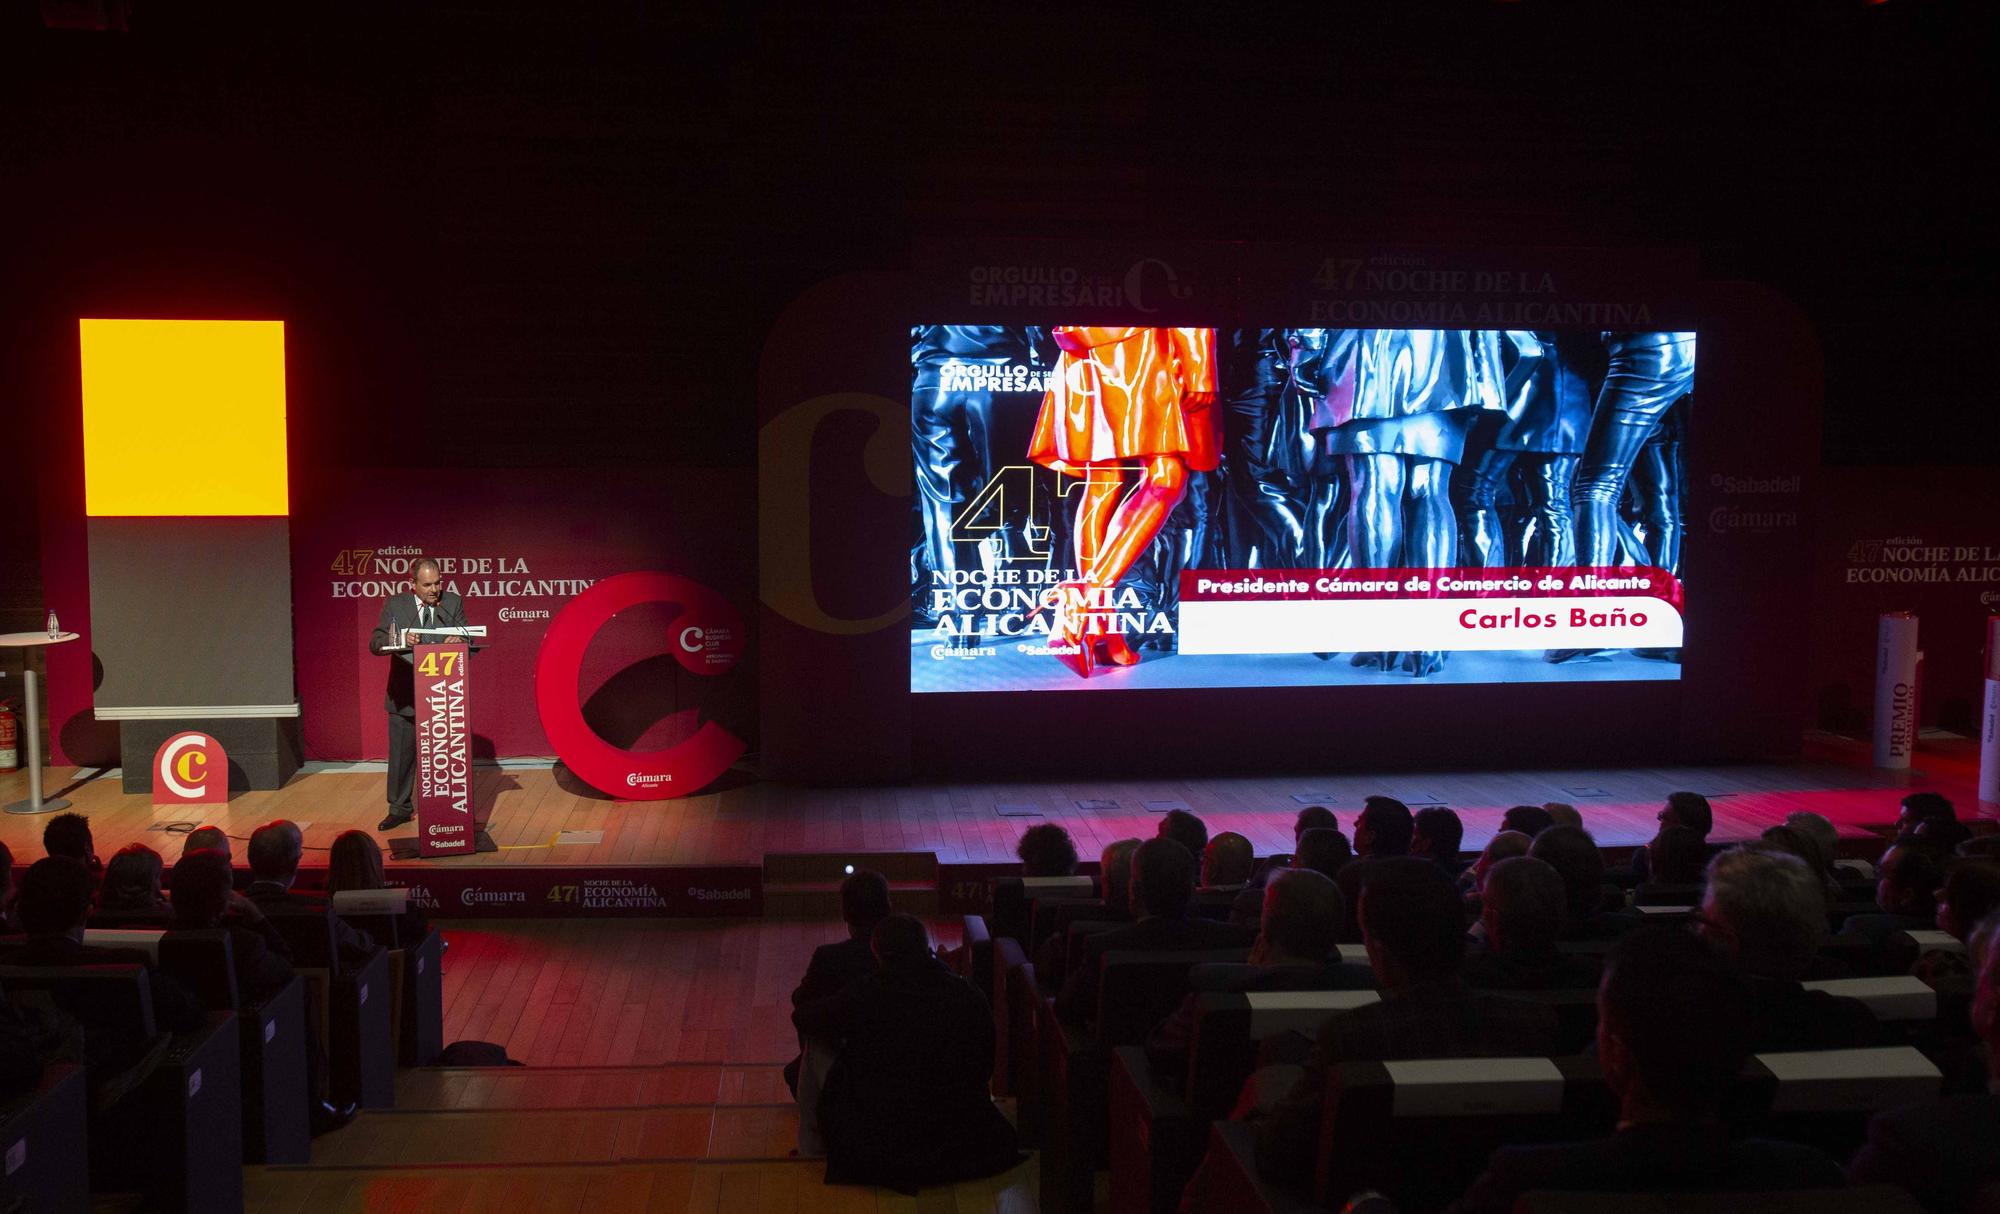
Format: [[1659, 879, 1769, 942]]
[[958, 913, 992, 998], [0, 964, 243, 1212], [260, 905, 396, 1109], [1630, 882, 1704, 907], [1200, 1118, 1322, 1214], [1030, 895, 1111, 956], [1040, 948, 1249, 1214], [991, 875, 1096, 943], [80, 927, 163, 959], [1055, 919, 1124, 995], [1110, 989, 1382, 1214], [0, 1064, 87, 1213], [333, 890, 445, 1066], [1514, 1186, 1923, 1213], [989, 934, 1026, 1098], [1798, 975, 1936, 1023], [157, 929, 312, 1163], [1003, 950, 1044, 1146], [1737, 1045, 1943, 1159]]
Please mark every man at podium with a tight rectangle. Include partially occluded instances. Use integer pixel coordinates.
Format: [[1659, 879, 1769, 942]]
[[367, 558, 468, 831]]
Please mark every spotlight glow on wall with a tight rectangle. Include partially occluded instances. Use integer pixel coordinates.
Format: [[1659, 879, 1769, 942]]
[[80, 318, 289, 517]]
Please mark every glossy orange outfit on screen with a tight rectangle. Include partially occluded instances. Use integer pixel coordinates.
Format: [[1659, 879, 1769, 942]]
[[1028, 326, 1218, 677]]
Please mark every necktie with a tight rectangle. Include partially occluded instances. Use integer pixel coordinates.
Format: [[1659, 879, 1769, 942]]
[[421, 604, 434, 630]]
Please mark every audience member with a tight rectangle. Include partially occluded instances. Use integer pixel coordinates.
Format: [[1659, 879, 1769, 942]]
[[1460, 830, 1531, 897], [1529, 825, 1619, 939], [1896, 791, 1973, 853], [181, 825, 232, 859], [1500, 804, 1554, 838], [1248, 857, 1556, 1184], [1014, 822, 1079, 878], [41, 810, 100, 874], [1937, 862, 2000, 943], [1757, 825, 1839, 899], [1543, 802, 1583, 830], [1236, 826, 1352, 925], [326, 829, 430, 943], [1201, 832, 1255, 891], [1847, 909, 2000, 1211], [1250, 806, 1339, 887], [1450, 926, 1843, 1212], [1462, 857, 1603, 991], [1618, 791, 1713, 886], [1056, 839, 1253, 1026], [1641, 824, 1709, 887], [168, 849, 295, 1003], [1334, 797, 1416, 938], [1036, 837, 1140, 986], [244, 820, 379, 969], [1147, 869, 1371, 1077], [787, 869, 891, 1095], [0, 857, 207, 1080], [1410, 806, 1466, 874], [1782, 811, 1851, 881], [1701, 848, 1884, 1051], [1839, 842, 1947, 952], [1158, 809, 1209, 861], [94, 843, 172, 925], [798, 914, 1019, 1192]]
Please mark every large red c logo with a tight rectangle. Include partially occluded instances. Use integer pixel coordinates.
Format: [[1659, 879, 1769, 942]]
[[533, 572, 746, 800]]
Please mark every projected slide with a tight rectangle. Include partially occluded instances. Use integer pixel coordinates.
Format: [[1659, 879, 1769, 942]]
[[910, 326, 1694, 693]]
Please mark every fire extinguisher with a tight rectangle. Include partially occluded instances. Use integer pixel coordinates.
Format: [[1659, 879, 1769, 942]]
[[0, 700, 18, 773]]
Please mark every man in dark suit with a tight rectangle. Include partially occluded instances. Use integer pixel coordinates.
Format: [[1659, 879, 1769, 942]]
[[244, 820, 379, 971], [1449, 926, 1844, 1213], [796, 915, 1021, 1192], [1848, 908, 2000, 1211], [367, 557, 470, 831], [1333, 796, 1415, 942], [1248, 857, 1558, 1184], [1146, 868, 1372, 1077], [1837, 842, 1947, 960], [1462, 856, 1604, 991], [1055, 838, 1255, 1028], [787, 869, 892, 1095]]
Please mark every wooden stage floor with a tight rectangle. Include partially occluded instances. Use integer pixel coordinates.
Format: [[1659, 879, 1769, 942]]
[[2, 734, 1989, 874]]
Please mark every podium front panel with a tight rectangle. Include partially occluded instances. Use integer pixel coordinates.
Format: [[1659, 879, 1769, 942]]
[[412, 642, 475, 856]]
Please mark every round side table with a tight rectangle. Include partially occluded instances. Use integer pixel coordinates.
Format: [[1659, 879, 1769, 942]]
[[2, 631, 80, 815]]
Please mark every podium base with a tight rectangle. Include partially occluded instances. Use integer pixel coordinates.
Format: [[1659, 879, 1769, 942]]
[[387, 829, 498, 860]]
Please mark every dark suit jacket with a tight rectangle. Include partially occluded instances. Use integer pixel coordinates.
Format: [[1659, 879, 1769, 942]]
[[1847, 1093, 2000, 1214], [169, 916, 297, 1007], [368, 591, 470, 715], [245, 882, 379, 972], [797, 958, 1020, 1193], [790, 936, 876, 1031], [1253, 980, 1560, 1184], [1054, 914, 1257, 1027], [1144, 958, 1376, 1078], [1744, 974, 1890, 1053], [1449, 1121, 1846, 1214]]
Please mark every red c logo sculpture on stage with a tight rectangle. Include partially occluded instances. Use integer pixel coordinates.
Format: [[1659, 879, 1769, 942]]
[[534, 571, 746, 800]]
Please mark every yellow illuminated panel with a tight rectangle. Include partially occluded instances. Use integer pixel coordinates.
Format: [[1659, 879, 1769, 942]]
[[80, 318, 289, 516]]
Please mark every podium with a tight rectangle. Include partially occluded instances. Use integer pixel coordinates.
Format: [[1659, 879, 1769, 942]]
[[385, 632, 496, 859]]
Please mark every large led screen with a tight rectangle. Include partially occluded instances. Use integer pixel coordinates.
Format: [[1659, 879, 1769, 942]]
[[911, 326, 1695, 692]]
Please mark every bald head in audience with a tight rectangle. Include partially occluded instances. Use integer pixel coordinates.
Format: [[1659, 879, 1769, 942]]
[[1251, 869, 1343, 967], [1202, 832, 1255, 888]]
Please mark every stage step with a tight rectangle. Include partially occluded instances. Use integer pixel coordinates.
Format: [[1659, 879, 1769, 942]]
[[394, 1063, 791, 1111], [761, 880, 939, 918], [245, 1155, 1039, 1213], [307, 1104, 800, 1166], [762, 851, 942, 918]]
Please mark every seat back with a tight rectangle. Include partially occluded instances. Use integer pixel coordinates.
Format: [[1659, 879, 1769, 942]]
[[1317, 1055, 1613, 1211], [0, 965, 158, 1073], [156, 930, 241, 1010], [960, 914, 993, 995], [1063, 920, 1124, 988], [331, 890, 407, 950], [993, 875, 1096, 943], [80, 929, 164, 961], [1630, 882, 1703, 907], [1516, 1185, 1924, 1214], [1185, 989, 1382, 1118], [1095, 949, 1250, 1047], [260, 905, 342, 973], [991, 935, 1026, 1095], [1029, 897, 1108, 955], [1739, 1045, 1942, 1159], [1798, 976, 1936, 1022], [1004, 955, 1044, 1145]]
